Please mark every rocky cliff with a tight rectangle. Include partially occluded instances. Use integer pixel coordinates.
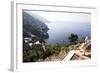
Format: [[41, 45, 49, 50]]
[[23, 11, 49, 39]]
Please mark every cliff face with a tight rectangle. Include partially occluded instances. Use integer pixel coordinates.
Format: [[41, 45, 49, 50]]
[[23, 11, 49, 39]]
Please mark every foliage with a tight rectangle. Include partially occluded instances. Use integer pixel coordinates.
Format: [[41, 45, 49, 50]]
[[45, 44, 69, 55], [23, 32, 90, 62], [23, 37, 52, 62], [68, 33, 78, 44]]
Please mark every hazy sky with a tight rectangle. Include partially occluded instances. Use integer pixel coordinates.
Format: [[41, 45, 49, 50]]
[[26, 10, 91, 23]]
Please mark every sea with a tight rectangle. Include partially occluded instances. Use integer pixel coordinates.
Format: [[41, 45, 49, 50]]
[[46, 21, 91, 45]]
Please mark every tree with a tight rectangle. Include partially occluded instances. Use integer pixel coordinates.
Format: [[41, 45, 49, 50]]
[[68, 33, 78, 44]]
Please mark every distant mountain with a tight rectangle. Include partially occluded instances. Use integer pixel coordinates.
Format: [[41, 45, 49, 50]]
[[23, 11, 49, 39]]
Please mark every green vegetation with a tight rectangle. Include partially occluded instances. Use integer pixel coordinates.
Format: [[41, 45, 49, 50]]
[[23, 32, 90, 62], [23, 42, 69, 62], [23, 43, 46, 62], [45, 44, 69, 55], [68, 33, 78, 44]]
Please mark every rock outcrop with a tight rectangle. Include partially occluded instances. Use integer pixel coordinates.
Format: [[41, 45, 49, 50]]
[[23, 11, 49, 39]]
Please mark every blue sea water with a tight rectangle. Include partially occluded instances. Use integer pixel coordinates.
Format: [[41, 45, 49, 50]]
[[46, 22, 91, 44]]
